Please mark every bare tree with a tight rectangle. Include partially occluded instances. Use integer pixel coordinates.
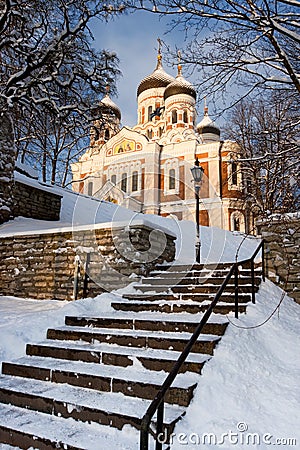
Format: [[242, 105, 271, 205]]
[[129, 0, 300, 107], [0, 0, 123, 223], [13, 103, 89, 187], [225, 91, 300, 219]]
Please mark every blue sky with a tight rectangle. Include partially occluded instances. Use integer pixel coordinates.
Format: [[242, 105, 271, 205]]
[[91, 11, 199, 127]]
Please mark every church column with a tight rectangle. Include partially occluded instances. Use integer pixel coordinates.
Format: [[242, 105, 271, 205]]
[[142, 142, 160, 214]]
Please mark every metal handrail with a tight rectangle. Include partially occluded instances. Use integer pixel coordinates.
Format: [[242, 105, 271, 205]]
[[140, 239, 265, 450]]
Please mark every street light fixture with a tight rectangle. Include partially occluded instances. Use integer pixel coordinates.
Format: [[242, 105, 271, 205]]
[[191, 157, 204, 264]]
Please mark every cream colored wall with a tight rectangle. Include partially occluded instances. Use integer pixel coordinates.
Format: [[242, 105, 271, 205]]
[[133, 87, 165, 140], [70, 74, 248, 232]]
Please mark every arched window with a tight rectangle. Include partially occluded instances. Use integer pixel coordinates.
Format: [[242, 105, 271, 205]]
[[233, 216, 240, 231], [147, 129, 153, 139], [111, 174, 116, 185], [231, 211, 245, 232], [104, 129, 110, 141], [183, 109, 188, 123], [159, 127, 163, 137], [172, 110, 178, 124], [231, 161, 238, 185], [121, 173, 127, 192], [132, 171, 138, 192], [148, 106, 153, 122], [169, 169, 176, 190]]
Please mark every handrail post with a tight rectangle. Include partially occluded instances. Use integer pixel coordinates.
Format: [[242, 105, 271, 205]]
[[262, 240, 265, 282], [251, 258, 255, 304], [234, 263, 239, 319], [73, 257, 80, 300], [83, 252, 91, 298], [140, 415, 150, 450], [156, 401, 164, 450]]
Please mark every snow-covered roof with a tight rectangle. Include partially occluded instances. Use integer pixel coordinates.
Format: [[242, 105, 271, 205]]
[[137, 56, 175, 96], [100, 93, 121, 120], [164, 66, 196, 100], [197, 108, 220, 135], [15, 161, 38, 180], [14, 171, 63, 197]]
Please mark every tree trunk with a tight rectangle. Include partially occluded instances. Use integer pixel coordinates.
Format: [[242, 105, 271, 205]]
[[0, 102, 16, 224]]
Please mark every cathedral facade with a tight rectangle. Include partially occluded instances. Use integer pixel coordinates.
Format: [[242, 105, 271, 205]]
[[71, 51, 249, 233]]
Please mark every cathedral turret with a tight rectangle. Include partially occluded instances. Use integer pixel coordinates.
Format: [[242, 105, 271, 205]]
[[164, 54, 197, 133], [197, 104, 220, 143], [90, 87, 121, 147], [134, 40, 175, 140]]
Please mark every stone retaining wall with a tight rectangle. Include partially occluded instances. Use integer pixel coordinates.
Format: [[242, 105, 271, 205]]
[[0, 224, 176, 300], [12, 181, 62, 221], [257, 216, 300, 304]]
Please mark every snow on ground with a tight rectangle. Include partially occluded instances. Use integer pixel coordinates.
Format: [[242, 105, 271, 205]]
[[0, 293, 116, 365], [0, 280, 299, 449], [170, 280, 300, 449]]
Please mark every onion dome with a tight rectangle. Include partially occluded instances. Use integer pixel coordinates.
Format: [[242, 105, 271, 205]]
[[100, 88, 121, 120], [197, 106, 220, 140], [137, 53, 175, 97], [164, 64, 196, 100]]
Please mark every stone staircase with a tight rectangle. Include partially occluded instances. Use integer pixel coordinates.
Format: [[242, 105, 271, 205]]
[[0, 262, 262, 449]]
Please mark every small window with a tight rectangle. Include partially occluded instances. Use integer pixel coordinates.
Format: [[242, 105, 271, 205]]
[[159, 126, 163, 137], [148, 106, 153, 122], [111, 174, 116, 185], [104, 129, 110, 141], [183, 109, 188, 123], [132, 171, 138, 192], [232, 161, 238, 185], [87, 181, 93, 196], [121, 173, 127, 192], [147, 129, 153, 139], [172, 110, 178, 124], [169, 169, 176, 190]]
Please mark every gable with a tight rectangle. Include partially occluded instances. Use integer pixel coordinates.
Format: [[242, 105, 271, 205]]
[[102, 127, 149, 158]]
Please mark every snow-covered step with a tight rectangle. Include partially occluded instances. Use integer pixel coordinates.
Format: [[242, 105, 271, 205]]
[[0, 376, 185, 425], [30, 339, 211, 361], [153, 262, 233, 272], [20, 339, 211, 373], [148, 267, 261, 279], [122, 291, 251, 303], [134, 283, 256, 294], [2, 356, 199, 406], [112, 300, 248, 315], [4, 341, 211, 375], [0, 403, 139, 450], [139, 276, 259, 287], [64, 315, 228, 335], [43, 325, 220, 355]]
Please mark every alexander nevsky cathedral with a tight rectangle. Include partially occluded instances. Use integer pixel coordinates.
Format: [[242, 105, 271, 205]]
[[71, 47, 251, 233]]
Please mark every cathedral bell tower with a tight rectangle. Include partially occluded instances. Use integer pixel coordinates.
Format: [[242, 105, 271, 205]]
[[90, 86, 121, 148], [134, 39, 175, 141]]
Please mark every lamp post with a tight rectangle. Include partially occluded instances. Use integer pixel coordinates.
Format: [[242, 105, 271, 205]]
[[191, 157, 204, 264]]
